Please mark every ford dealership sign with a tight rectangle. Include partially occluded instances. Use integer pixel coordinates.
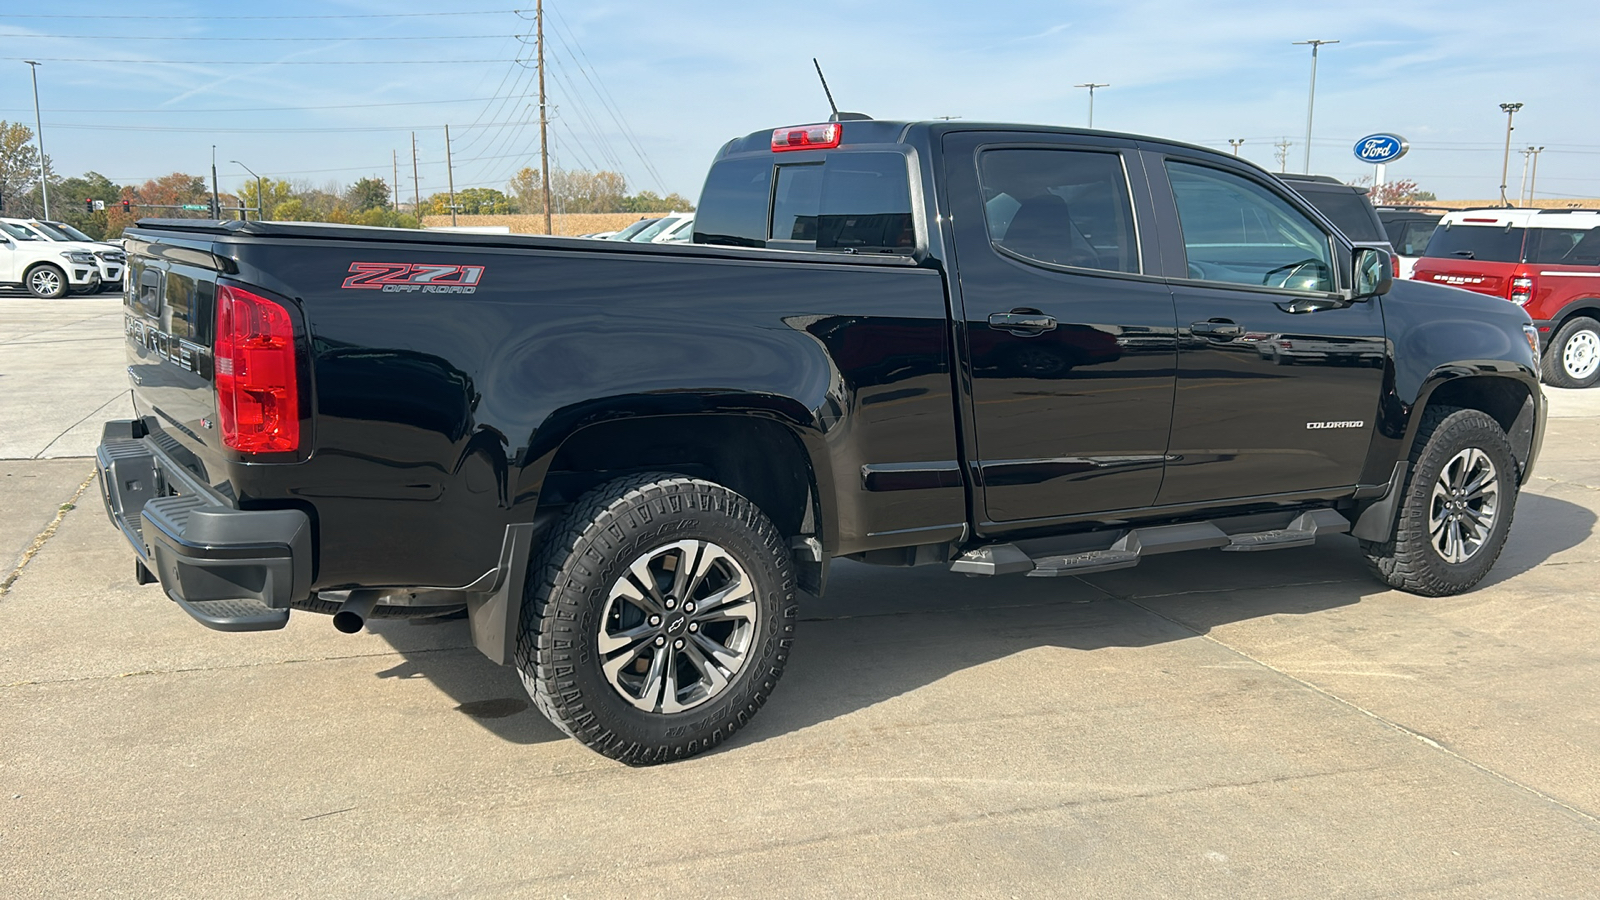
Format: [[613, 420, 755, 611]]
[[1353, 134, 1409, 164]]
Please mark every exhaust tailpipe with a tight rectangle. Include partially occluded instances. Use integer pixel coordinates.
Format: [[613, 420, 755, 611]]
[[333, 589, 382, 634]]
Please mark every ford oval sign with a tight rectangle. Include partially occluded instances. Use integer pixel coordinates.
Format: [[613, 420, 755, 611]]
[[1354, 134, 1409, 164]]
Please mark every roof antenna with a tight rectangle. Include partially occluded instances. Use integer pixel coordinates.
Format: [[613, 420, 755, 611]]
[[813, 58, 872, 122]]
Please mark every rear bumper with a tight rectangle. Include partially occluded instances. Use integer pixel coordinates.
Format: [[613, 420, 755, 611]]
[[96, 420, 311, 631]]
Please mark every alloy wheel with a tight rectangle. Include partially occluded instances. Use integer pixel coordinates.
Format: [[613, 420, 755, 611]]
[[598, 539, 759, 714], [28, 268, 62, 297], [1428, 448, 1500, 564]]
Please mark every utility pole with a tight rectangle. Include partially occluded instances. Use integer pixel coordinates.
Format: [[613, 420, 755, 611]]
[[1274, 138, 1292, 173], [1527, 146, 1546, 205], [538, 0, 552, 235], [231, 160, 263, 221], [411, 131, 421, 222], [1498, 102, 1523, 207], [392, 150, 399, 212], [444, 124, 458, 226], [1074, 82, 1108, 129], [210, 144, 220, 219], [24, 60, 49, 218], [1293, 39, 1338, 173], [1228, 138, 1244, 156], [1518, 147, 1534, 206]]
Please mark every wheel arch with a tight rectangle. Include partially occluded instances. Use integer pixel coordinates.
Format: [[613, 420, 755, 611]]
[[1405, 369, 1540, 482]]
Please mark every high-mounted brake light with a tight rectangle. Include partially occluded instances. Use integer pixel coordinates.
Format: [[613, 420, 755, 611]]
[[214, 283, 299, 454], [772, 122, 841, 152], [1462, 217, 1498, 223]]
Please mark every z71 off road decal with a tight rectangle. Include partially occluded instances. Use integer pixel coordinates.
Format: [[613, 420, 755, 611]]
[[341, 262, 485, 294]]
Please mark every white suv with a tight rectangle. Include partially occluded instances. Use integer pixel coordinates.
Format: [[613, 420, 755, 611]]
[[0, 220, 102, 298], [2, 217, 124, 291]]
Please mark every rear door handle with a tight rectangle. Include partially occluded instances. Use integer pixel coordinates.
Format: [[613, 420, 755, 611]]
[[989, 310, 1057, 336], [1191, 319, 1243, 340]]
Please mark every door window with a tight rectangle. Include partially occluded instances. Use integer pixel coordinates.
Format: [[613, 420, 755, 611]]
[[977, 148, 1139, 274], [1167, 161, 1334, 292]]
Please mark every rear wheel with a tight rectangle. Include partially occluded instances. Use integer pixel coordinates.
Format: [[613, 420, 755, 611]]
[[1363, 406, 1518, 596], [1542, 316, 1600, 389], [24, 264, 67, 299], [515, 472, 797, 765]]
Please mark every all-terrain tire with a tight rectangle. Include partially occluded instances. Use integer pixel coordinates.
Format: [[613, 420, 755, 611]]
[[1362, 406, 1518, 596], [514, 472, 797, 765], [24, 264, 67, 299], [1541, 316, 1600, 389]]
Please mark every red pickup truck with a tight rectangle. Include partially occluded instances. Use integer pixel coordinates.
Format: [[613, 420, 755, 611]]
[[1412, 208, 1600, 388]]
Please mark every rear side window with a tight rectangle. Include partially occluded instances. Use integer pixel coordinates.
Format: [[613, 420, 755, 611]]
[[1298, 190, 1385, 242], [1526, 228, 1600, 266], [1422, 224, 1526, 263], [977, 148, 1139, 274], [693, 156, 772, 247], [1393, 220, 1438, 257], [770, 152, 914, 253]]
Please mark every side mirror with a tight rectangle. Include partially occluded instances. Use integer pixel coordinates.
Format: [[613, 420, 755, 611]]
[[1351, 246, 1393, 300]]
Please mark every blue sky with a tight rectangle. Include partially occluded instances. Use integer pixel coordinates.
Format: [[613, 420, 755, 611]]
[[2, 0, 1597, 204]]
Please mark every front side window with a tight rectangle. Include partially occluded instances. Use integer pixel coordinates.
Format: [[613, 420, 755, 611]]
[[977, 148, 1138, 274], [770, 152, 914, 253], [1167, 161, 1334, 292]]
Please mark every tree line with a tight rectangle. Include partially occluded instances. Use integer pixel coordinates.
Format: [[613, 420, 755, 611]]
[[0, 120, 692, 239]]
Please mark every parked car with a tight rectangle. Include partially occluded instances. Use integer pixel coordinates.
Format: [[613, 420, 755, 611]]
[[1376, 207, 1444, 280], [1278, 174, 1392, 252], [606, 217, 661, 241], [627, 212, 691, 242], [98, 118, 1542, 764], [2, 217, 125, 291], [652, 215, 695, 243], [0, 220, 102, 297], [1412, 208, 1600, 388]]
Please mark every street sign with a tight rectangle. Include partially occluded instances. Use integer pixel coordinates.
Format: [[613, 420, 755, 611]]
[[181, 204, 209, 211], [1353, 134, 1409, 164], [93, 200, 105, 211]]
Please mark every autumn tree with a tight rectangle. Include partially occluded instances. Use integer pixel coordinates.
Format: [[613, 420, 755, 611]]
[[0, 120, 48, 217], [507, 166, 543, 214], [344, 177, 391, 212]]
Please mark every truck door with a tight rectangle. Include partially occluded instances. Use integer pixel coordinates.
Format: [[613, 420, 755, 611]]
[[941, 132, 1177, 525], [1144, 152, 1386, 505]]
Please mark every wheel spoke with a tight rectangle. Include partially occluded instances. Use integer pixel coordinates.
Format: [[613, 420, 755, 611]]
[[597, 621, 654, 655], [636, 646, 670, 712], [692, 630, 744, 671], [682, 641, 731, 696], [684, 543, 734, 603], [658, 651, 686, 714], [692, 578, 753, 619], [624, 558, 669, 615], [601, 639, 652, 684]]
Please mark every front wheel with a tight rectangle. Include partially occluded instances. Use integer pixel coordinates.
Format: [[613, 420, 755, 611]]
[[1542, 316, 1600, 389], [25, 264, 67, 299], [515, 473, 797, 765], [1363, 406, 1518, 596]]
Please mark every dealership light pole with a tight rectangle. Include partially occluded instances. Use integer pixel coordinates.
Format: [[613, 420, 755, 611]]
[[1293, 39, 1337, 173], [1498, 102, 1523, 207], [1527, 145, 1546, 204], [1228, 138, 1244, 156], [24, 60, 49, 218], [231, 160, 264, 221], [1074, 82, 1108, 129]]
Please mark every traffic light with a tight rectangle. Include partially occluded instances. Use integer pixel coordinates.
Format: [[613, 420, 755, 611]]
[[122, 199, 131, 214], [85, 197, 94, 214]]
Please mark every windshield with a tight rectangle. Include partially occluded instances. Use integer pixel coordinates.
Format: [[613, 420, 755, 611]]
[[0, 221, 44, 240], [610, 218, 659, 241], [43, 221, 96, 242], [630, 215, 683, 242], [1422, 224, 1526, 262]]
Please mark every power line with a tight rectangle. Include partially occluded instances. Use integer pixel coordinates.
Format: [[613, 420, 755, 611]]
[[0, 33, 511, 41], [0, 56, 523, 65], [0, 96, 506, 115], [1, 10, 519, 19]]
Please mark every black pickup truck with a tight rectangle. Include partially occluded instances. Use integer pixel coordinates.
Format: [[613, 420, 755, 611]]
[[99, 118, 1545, 764]]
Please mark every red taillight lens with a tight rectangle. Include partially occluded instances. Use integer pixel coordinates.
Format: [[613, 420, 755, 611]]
[[214, 283, 299, 453], [771, 122, 841, 152], [1510, 274, 1535, 306]]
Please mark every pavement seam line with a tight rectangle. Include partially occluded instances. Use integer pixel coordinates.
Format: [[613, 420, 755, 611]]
[[0, 644, 476, 688], [1116, 594, 1600, 831], [0, 467, 97, 598], [32, 391, 132, 460]]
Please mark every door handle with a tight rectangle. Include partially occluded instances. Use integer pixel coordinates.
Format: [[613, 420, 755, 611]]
[[989, 309, 1057, 336], [1191, 319, 1243, 341]]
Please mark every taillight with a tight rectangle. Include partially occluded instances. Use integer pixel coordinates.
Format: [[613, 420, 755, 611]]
[[1510, 274, 1535, 306], [214, 283, 299, 453], [772, 122, 841, 152]]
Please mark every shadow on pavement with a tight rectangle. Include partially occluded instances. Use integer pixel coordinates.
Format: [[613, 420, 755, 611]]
[[362, 491, 1594, 752]]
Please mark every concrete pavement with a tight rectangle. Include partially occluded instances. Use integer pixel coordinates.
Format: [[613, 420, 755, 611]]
[[1, 300, 1598, 897], [0, 297, 133, 460]]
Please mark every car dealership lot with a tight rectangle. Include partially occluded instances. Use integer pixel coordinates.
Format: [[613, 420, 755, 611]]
[[2, 298, 1598, 897]]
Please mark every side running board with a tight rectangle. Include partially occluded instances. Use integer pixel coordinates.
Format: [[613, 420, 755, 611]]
[[950, 509, 1350, 578]]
